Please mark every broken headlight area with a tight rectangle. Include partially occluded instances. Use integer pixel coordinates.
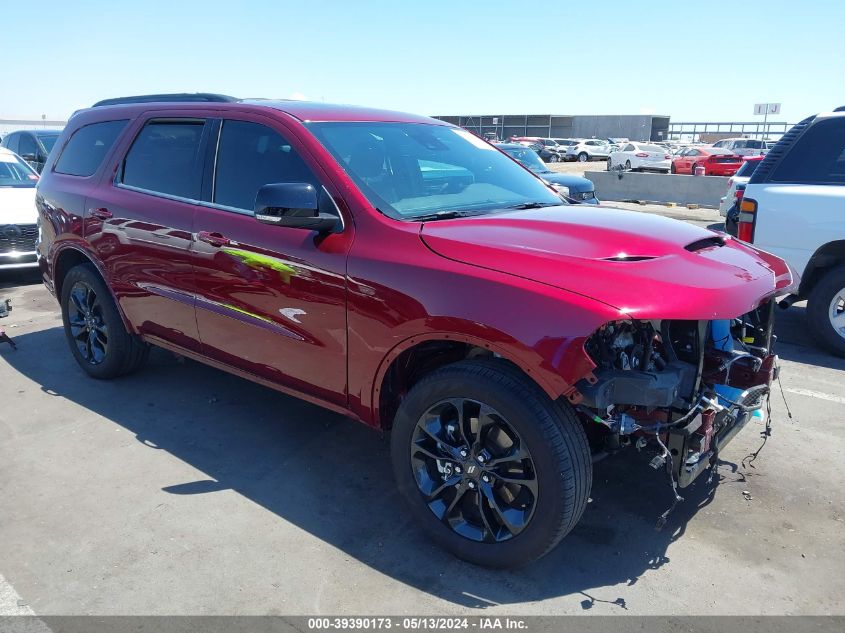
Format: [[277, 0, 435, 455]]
[[575, 300, 778, 527]]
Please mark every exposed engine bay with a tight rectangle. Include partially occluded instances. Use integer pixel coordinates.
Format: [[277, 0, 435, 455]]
[[576, 300, 778, 527]]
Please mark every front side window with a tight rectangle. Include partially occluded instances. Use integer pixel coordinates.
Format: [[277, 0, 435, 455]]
[[771, 118, 845, 185], [55, 120, 128, 177], [121, 120, 205, 198], [18, 133, 37, 158], [307, 122, 563, 219], [213, 120, 318, 211], [0, 152, 39, 188]]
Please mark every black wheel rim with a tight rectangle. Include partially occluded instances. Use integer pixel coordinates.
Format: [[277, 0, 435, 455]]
[[410, 398, 538, 543], [67, 281, 108, 365]]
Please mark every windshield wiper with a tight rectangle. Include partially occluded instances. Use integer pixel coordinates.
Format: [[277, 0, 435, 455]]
[[507, 202, 559, 210], [412, 210, 474, 222]]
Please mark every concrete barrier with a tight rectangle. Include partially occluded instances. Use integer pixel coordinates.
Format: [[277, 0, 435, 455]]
[[587, 171, 729, 208]]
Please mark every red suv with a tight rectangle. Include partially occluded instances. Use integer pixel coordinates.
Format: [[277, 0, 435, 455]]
[[36, 95, 794, 567]]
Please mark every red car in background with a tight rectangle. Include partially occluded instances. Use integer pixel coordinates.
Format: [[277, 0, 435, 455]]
[[671, 147, 743, 176]]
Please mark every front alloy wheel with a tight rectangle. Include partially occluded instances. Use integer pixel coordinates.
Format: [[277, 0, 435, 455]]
[[410, 398, 537, 543], [391, 359, 591, 567], [67, 281, 109, 364]]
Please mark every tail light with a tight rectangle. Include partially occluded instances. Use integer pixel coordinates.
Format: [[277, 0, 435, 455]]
[[664, 154, 671, 159], [737, 198, 757, 242], [635, 152, 649, 157], [734, 184, 746, 201]]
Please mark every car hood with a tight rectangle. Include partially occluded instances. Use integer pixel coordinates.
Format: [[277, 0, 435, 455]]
[[0, 187, 38, 225], [420, 206, 794, 320], [537, 172, 594, 192]]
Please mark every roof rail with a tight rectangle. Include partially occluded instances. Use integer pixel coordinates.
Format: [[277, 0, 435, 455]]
[[92, 93, 239, 107]]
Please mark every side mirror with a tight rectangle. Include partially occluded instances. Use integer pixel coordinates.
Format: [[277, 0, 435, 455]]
[[20, 153, 37, 162], [254, 183, 340, 233]]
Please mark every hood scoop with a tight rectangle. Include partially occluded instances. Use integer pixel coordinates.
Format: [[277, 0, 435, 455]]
[[685, 236, 725, 252], [601, 254, 658, 262]]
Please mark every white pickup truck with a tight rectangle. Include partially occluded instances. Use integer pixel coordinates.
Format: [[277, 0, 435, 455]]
[[740, 108, 845, 355]]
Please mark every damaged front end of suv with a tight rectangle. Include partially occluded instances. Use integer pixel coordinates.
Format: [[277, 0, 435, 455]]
[[576, 300, 781, 526]]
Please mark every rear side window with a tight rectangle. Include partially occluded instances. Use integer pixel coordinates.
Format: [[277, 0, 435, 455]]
[[771, 118, 845, 185], [121, 120, 206, 199], [736, 159, 761, 178], [55, 120, 128, 177], [213, 120, 317, 211]]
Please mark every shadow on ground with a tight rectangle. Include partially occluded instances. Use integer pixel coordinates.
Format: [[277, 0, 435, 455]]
[[0, 326, 776, 609]]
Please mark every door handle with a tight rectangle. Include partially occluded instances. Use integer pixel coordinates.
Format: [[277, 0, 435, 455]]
[[197, 231, 233, 247], [89, 207, 113, 220]]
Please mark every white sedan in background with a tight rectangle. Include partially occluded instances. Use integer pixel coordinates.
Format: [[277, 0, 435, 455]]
[[607, 142, 672, 173], [0, 147, 40, 271]]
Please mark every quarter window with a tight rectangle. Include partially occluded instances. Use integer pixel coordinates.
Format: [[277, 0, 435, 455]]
[[771, 118, 845, 185], [54, 120, 128, 177], [121, 120, 206, 198], [213, 120, 318, 211]]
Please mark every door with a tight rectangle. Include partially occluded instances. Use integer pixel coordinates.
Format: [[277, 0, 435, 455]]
[[679, 149, 696, 173], [191, 116, 351, 406], [86, 115, 212, 352]]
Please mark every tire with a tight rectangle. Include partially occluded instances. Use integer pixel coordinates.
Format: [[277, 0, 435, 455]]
[[693, 163, 703, 175], [625, 160, 632, 171], [725, 204, 739, 237], [577, 152, 588, 163], [549, 154, 560, 163], [390, 359, 591, 568], [606, 158, 612, 171], [670, 163, 676, 174], [60, 263, 149, 379], [807, 265, 845, 357]]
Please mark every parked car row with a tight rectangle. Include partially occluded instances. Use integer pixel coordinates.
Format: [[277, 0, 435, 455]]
[[509, 136, 613, 163]]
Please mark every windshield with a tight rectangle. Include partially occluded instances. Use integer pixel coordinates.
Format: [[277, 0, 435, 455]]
[[38, 133, 60, 153], [307, 122, 562, 219], [0, 152, 39, 188], [501, 146, 547, 172]]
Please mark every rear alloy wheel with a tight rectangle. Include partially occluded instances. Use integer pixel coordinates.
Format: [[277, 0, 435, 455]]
[[625, 160, 633, 171], [391, 360, 591, 567], [808, 265, 845, 357], [577, 152, 589, 163], [549, 154, 560, 163], [61, 264, 149, 378], [693, 163, 703, 175]]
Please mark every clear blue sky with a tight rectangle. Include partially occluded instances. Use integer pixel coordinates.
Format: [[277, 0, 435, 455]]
[[2, 0, 843, 122]]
